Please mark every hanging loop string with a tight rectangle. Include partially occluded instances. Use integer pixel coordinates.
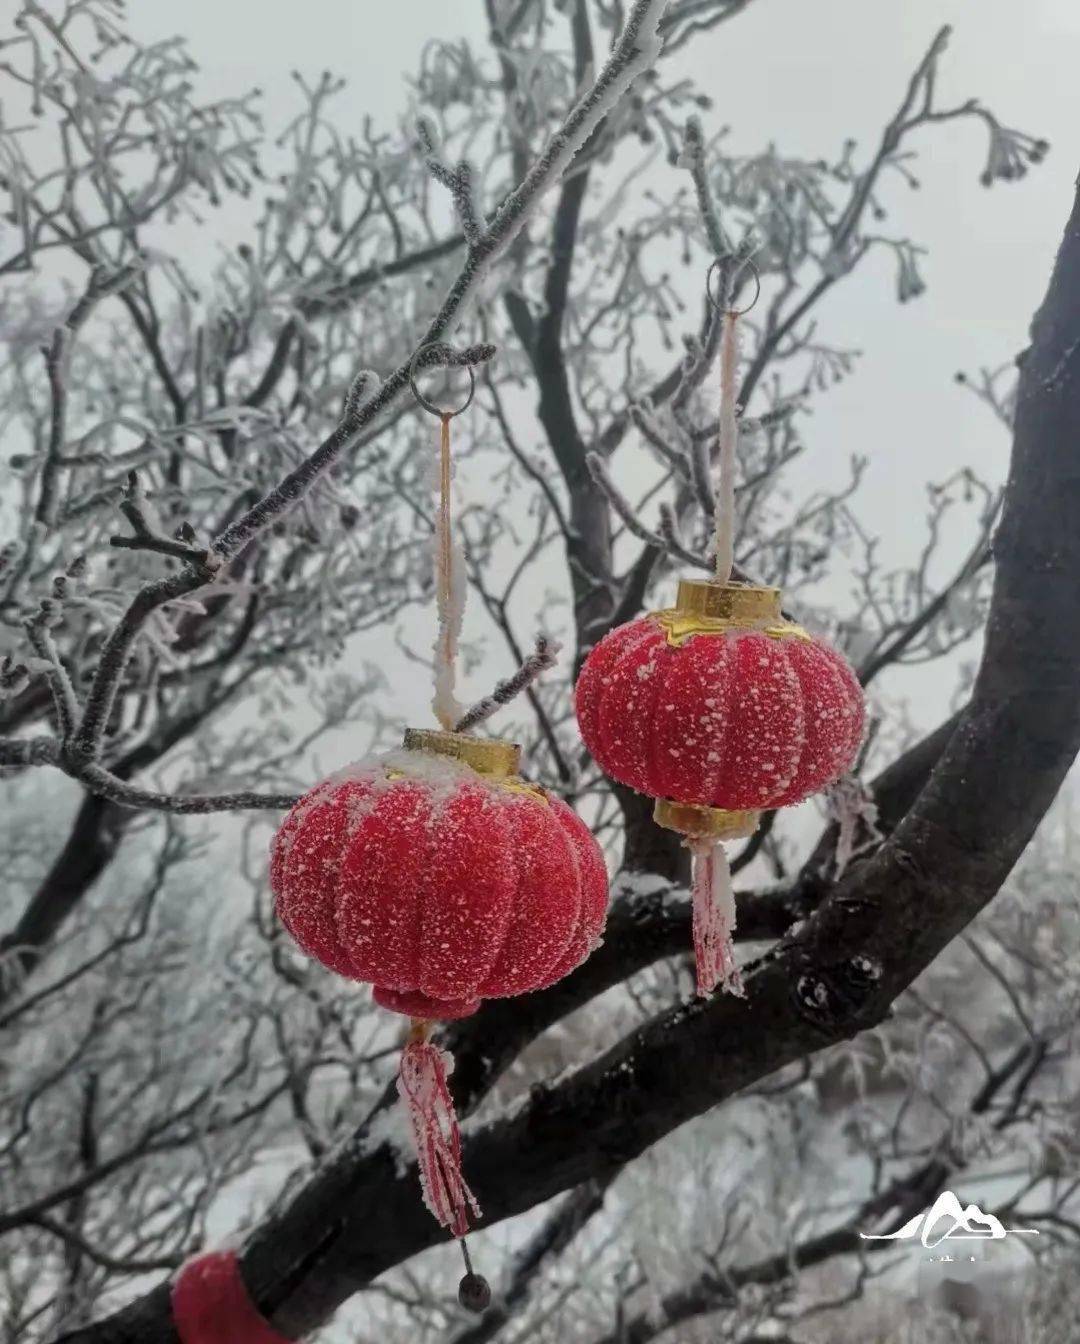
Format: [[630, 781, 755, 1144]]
[[705, 259, 760, 584], [435, 410, 457, 728], [714, 309, 740, 583], [408, 346, 477, 731], [407, 346, 477, 419]]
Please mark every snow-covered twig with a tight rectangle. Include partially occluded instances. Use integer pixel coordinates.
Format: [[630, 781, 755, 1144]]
[[71, 567, 219, 761], [342, 368, 381, 422], [11, 0, 673, 806], [588, 452, 709, 570], [681, 115, 728, 258], [0, 732, 296, 809], [587, 451, 663, 546], [23, 601, 79, 742], [417, 118, 483, 247], [34, 264, 143, 534], [1, 265, 142, 606], [76, 764, 299, 814], [210, 0, 669, 567], [670, 303, 726, 418], [825, 774, 882, 877], [110, 472, 209, 564], [629, 403, 691, 480], [454, 635, 561, 734], [657, 502, 709, 571]]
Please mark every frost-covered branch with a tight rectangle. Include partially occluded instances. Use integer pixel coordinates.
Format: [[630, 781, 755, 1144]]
[[417, 119, 484, 247], [23, 600, 79, 741], [109, 472, 210, 564], [210, 0, 670, 565], [454, 635, 561, 734], [74, 765, 299, 815], [69, 566, 220, 762], [0, 733, 297, 812], [681, 114, 728, 257], [599, 1032, 1063, 1344], [4, 0, 672, 803], [660, 0, 756, 52], [587, 450, 709, 569]]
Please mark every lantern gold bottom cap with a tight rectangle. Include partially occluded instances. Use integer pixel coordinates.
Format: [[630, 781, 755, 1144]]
[[653, 798, 761, 840], [403, 727, 521, 779]]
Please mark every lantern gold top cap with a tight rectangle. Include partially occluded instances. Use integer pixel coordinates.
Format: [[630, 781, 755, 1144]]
[[674, 578, 781, 623], [403, 728, 521, 779]]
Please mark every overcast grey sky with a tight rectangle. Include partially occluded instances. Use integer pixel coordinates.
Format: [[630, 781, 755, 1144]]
[[127, 1, 1080, 734]]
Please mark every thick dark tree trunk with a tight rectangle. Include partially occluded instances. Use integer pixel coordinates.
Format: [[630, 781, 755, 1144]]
[[0, 792, 127, 992], [614, 785, 688, 879]]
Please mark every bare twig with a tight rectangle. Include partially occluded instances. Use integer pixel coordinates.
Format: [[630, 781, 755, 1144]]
[[454, 635, 561, 734]]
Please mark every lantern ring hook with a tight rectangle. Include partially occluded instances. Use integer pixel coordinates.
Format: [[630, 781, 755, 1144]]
[[706, 256, 761, 317], [408, 343, 477, 420]]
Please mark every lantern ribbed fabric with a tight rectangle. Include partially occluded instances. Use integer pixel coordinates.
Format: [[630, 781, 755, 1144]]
[[271, 735, 608, 1242], [172, 1252, 289, 1344], [575, 580, 863, 999], [575, 597, 863, 812], [271, 749, 608, 1022]]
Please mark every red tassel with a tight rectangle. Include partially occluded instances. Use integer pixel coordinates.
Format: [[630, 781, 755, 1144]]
[[397, 1022, 480, 1237], [172, 1251, 291, 1344], [689, 838, 745, 998]]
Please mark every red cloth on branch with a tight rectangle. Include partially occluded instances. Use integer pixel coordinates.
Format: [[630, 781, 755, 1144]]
[[172, 1251, 291, 1344]]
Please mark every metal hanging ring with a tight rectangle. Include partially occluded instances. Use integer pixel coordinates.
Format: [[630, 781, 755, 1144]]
[[706, 256, 761, 317], [408, 344, 477, 420]]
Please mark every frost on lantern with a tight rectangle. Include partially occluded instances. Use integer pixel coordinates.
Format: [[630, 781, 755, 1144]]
[[575, 578, 864, 997], [270, 728, 608, 1238]]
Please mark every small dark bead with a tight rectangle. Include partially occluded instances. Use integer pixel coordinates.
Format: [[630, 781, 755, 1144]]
[[458, 1272, 492, 1314]]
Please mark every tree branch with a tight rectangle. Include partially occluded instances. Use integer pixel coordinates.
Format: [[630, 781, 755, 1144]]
[[210, 1, 668, 566], [60, 155, 1080, 1344]]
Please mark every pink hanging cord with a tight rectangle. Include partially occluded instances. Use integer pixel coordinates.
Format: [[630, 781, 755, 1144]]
[[172, 1251, 292, 1344]]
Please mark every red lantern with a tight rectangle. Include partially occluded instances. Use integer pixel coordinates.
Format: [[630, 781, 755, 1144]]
[[271, 728, 608, 1237], [575, 578, 863, 994]]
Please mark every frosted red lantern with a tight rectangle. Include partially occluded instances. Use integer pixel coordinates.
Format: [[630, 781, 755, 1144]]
[[271, 727, 608, 1238], [575, 578, 863, 995], [272, 728, 607, 1019]]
